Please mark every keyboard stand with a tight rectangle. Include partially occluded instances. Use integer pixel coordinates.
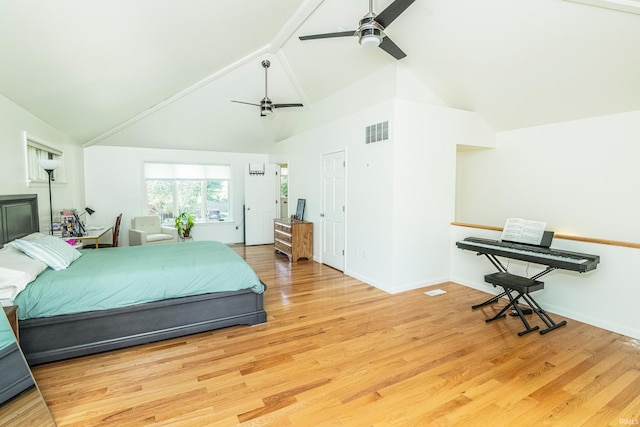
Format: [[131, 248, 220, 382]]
[[483, 272, 567, 336]]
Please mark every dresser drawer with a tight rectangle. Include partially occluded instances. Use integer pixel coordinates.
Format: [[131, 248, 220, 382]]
[[274, 229, 292, 243], [274, 239, 292, 255], [274, 222, 291, 233]]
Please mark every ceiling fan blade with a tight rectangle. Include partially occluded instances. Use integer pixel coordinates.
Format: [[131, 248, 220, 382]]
[[273, 103, 304, 109], [299, 30, 356, 41], [231, 100, 261, 107], [379, 36, 406, 60], [375, 0, 415, 28]]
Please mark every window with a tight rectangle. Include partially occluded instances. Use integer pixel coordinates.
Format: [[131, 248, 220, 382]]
[[144, 163, 232, 223], [24, 133, 63, 183]]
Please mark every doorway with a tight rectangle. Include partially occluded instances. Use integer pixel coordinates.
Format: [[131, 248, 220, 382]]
[[279, 164, 288, 219]]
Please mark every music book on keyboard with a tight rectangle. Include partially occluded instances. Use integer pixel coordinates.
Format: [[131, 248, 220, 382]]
[[500, 217, 548, 246]]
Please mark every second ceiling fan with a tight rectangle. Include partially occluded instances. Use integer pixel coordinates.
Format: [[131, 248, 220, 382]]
[[231, 60, 303, 117], [299, 0, 415, 60]]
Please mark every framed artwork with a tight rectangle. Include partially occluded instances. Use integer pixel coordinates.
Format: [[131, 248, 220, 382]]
[[295, 199, 306, 221]]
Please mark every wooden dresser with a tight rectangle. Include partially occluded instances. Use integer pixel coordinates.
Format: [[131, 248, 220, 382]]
[[274, 219, 313, 262]]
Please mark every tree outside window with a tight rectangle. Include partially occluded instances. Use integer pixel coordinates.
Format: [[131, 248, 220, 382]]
[[144, 163, 231, 223]]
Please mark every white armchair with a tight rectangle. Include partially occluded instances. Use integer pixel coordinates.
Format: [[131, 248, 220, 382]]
[[129, 216, 179, 246]]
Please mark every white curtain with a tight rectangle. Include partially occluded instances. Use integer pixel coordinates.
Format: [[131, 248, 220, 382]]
[[144, 163, 231, 180]]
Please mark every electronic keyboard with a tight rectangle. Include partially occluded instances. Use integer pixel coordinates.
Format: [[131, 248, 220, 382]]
[[456, 237, 600, 273]]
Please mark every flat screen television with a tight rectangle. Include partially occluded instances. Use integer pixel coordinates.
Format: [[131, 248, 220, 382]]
[[295, 199, 305, 221]]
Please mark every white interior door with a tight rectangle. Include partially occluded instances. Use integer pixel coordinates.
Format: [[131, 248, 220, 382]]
[[322, 151, 345, 271], [245, 163, 278, 245]]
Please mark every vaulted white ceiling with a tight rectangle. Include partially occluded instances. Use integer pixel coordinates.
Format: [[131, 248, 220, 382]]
[[1, 0, 639, 153]]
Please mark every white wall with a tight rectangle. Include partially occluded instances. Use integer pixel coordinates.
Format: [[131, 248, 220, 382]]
[[453, 110, 640, 339], [390, 100, 494, 291], [343, 104, 396, 288], [272, 100, 396, 287], [456, 110, 640, 242], [0, 94, 84, 234], [271, 69, 494, 293], [84, 146, 269, 246]]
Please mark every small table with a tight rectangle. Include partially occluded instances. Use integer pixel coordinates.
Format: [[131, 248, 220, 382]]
[[74, 227, 113, 249]]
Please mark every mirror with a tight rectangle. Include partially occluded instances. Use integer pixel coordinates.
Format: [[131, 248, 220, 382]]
[[0, 307, 56, 425]]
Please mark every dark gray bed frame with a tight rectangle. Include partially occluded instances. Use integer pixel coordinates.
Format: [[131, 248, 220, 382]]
[[0, 342, 35, 405], [1, 194, 266, 365]]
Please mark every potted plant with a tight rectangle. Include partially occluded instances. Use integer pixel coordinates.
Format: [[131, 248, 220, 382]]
[[174, 211, 195, 238]]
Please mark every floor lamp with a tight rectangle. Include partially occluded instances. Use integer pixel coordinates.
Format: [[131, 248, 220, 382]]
[[39, 159, 61, 236]]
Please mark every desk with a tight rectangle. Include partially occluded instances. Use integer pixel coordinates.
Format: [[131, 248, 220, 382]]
[[75, 227, 112, 249]]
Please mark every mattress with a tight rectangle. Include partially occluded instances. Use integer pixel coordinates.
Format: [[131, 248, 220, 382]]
[[14, 241, 264, 320]]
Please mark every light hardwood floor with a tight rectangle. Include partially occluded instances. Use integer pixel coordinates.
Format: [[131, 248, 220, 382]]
[[33, 244, 640, 426]]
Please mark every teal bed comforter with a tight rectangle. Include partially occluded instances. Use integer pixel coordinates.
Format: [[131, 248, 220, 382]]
[[14, 241, 264, 320], [0, 314, 15, 350]]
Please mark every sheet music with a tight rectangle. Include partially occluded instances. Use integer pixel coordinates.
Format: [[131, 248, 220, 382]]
[[500, 217, 547, 245]]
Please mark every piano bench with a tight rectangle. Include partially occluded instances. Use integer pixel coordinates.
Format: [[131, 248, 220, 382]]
[[483, 272, 553, 336], [484, 272, 544, 294]]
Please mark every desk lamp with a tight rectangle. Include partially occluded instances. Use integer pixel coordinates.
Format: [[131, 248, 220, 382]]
[[77, 208, 95, 235], [79, 207, 95, 221]]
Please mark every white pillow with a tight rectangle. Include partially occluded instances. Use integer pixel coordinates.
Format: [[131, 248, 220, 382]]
[[13, 235, 82, 271], [21, 232, 47, 241], [0, 245, 47, 279], [0, 266, 29, 300]]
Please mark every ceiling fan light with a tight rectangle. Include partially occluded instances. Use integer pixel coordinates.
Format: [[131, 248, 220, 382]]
[[260, 97, 273, 116], [359, 28, 382, 48]]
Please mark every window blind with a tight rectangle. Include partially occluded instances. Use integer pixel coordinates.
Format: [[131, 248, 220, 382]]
[[144, 163, 231, 180]]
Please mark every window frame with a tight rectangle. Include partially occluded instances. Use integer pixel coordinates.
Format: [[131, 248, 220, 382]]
[[143, 162, 233, 224], [24, 132, 65, 185]]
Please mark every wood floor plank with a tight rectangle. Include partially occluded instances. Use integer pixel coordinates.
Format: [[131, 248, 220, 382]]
[[30, 244, 640, 426]]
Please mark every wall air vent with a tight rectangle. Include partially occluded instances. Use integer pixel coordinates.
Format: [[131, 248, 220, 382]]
[[564, 0, 640, 14], [365, 120, 389, 144]]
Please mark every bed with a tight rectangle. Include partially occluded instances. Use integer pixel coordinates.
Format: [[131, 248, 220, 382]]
[[0, 194, 267, 365]]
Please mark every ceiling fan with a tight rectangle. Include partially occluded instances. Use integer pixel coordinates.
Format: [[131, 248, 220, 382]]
[[299, 0, 415, 60], [231, 60, 303, 117]]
